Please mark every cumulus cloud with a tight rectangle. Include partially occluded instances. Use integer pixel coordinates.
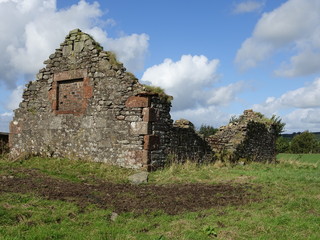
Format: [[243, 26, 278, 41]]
[[0, 0, 149, 89], [0, 85, 23, 132], [79, 28, 149, 72], [252, 97, 281, 116], [143, 55, 224, 110], [235, 0, 320, 77], [274, 48, 320, 77], [282, 109, 320, 132], [0, 112, 13, 132], [103, 34, 149, 73], [0, 0, 150, 133], [253, 78, 320, 132], [141, 55, 245, 127], [253, 78, 320, 115], [233, 0, 265, 14], [6, 85, 24, 111], [206, 82, 245, 106], [171, 106, 232, 129]]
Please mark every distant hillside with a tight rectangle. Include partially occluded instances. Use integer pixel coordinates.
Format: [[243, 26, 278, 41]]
[[281, 132, 320, 141]]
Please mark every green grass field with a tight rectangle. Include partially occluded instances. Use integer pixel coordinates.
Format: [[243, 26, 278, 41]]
[[0, 154, 319, 240]]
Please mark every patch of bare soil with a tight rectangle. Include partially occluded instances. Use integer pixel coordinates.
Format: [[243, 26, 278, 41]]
[[0, 169, 261, 215]]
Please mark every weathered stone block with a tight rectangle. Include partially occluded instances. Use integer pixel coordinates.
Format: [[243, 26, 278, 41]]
[[125, 116, 140, 122], [74, 41, 84, 52], [95, 118, 106, 128], [62, 45, 72, 56], [130, 122, 149, 135], [143, 108, 157, 122], [128, 172, 149, 185], [10, 121, 22, 134], [142, 150, 150, 165], [49, 117, 62, 130], [53, 69, 87, 81], [81, 116, 94, 129], [144, 135, 160, 150], [125, 96, 149, 108]]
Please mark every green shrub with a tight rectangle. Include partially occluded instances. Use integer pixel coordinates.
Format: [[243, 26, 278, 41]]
[[270, 115, 286, 137], [290, 131, 320, 153], [198, 124, 218, 137], [276, 136, 290, 153]]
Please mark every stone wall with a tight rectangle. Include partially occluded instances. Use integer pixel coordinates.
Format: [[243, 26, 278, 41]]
[[147, 97, 213, 169], [169, 119, 213, 164], [206, 110, 277, 163], [10, 29, 212, 170]]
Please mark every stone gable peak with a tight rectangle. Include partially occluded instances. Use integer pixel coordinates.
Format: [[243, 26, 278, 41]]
[[59, 28, 103, 56]]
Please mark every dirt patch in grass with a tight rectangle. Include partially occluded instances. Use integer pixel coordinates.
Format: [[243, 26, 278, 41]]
[[0, 169, 262, 215]]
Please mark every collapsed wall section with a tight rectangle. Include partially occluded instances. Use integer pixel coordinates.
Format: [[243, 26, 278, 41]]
[[125, 94, 214, 170], [169, 120, 213, 164], [206, 110, 277, 162], [147, 94, 213, 169]]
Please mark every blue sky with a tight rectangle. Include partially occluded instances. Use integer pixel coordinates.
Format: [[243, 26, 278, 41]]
[[1, 0, 320, 133]]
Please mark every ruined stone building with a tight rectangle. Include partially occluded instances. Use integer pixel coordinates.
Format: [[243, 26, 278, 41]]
[[9, 29, 211, 170], [206, 110, 277, 163], [10, 29, 278, 169]]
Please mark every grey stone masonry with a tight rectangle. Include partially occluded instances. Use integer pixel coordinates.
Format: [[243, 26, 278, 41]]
[[10, 29, 213, 170], [206, 110, 277, 163]]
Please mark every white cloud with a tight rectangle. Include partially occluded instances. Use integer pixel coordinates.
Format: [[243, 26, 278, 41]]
[[206, 82, 245, 106], [282, 109, 320, 132], [141, 55, 245, 127], [253, 78, 320, 115], [76, 28, 149, 72], [0, 112, 13, 132], [103, 34, 149, 72], [0, 84, 23, 132], [6, 85, 24, 111], [279, 79, 320, 108], [0, 0, 101, 87], [233, 1, 265, 14], [252, 97, 281, 116], [171, 106, 231, 129], [274, 48, 320, 77], [142, 55, 222, 110], [235, 0, 320, 77], [252, 77, 320, 132], [0, 0, 149, 89], [0, 0, 150, 132]]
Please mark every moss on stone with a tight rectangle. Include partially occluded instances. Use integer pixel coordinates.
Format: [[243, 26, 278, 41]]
[[106, 51, 123, 69], [143, 85, 173, 103], [126, 72, 139, 82], [27, 108, 37, 116]]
